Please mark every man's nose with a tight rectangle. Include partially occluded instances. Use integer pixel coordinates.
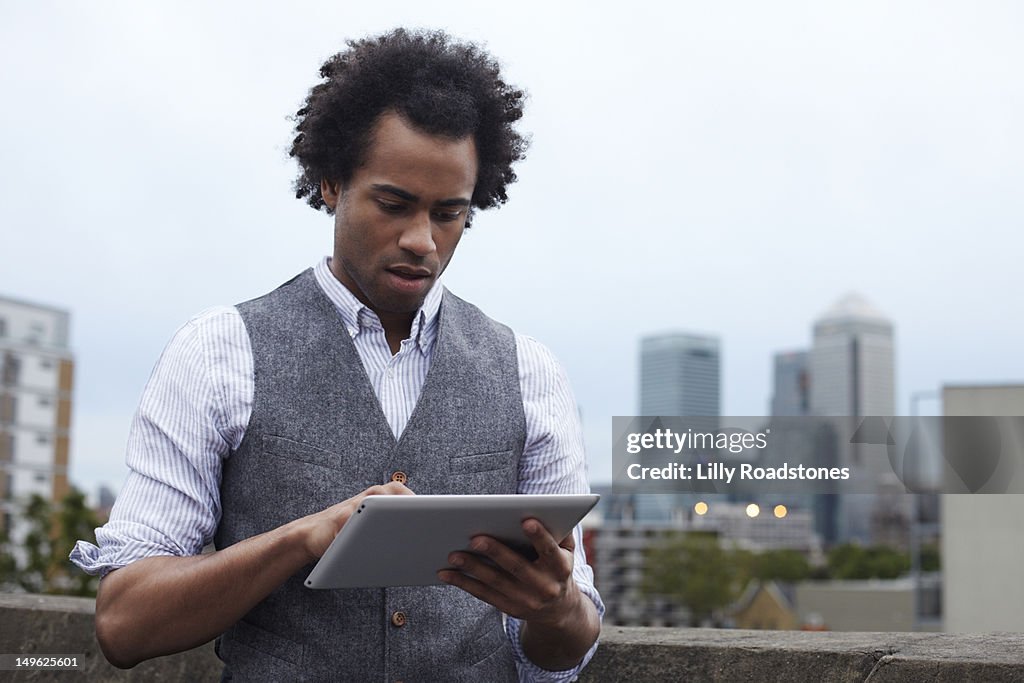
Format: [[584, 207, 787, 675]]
[[398, 212, 436, 256]]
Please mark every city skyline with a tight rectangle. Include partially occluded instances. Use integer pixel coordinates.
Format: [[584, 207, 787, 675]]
[[2, 284, 1017, 498], [2, 3, 1021, 496]]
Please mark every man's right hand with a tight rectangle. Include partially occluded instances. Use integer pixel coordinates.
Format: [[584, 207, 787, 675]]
[[95, 481, 413, 668], [298, 481, 414, 560]]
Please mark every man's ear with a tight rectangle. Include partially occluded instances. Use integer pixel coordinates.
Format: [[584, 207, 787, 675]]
[[320, 179, 342, 210]]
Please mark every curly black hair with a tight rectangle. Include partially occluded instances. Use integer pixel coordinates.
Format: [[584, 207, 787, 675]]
[[290, 28, 528, 222]]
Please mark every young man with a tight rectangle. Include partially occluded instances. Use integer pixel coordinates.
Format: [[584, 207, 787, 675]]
[[72, 28, 602, 681]]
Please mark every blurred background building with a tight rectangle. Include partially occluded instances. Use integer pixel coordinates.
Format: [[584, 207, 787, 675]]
[[640, 332, 720, 421], [635, 332, 721, 524], [761, 295, 906, 546], [0, 296, 74, 549], [809, 294, 909, 546], [941, 384, 1024, 631], [810, 293, 894, 419], [770, 351, 810, 417]]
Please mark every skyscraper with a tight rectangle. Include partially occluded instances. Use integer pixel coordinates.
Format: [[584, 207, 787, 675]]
[[635, 333, 721, 523], [765, 349, 818, 529], [771, 351, 810, 417], [810, 293, 894, 418], [0, 296, 74, 542], [639, 333, 720, 419], [809, 294, 899, 544]]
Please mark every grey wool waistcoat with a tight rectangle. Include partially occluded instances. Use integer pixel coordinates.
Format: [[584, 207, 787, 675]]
[[214, 269, 526, 682]]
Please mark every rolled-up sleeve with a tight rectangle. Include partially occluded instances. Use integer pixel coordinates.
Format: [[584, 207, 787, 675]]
[[70, 307, 251, 576], [507, 335, 604, 682]]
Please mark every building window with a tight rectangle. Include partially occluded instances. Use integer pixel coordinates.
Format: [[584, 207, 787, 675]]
[[0, 432, 12, 462], [0, 394, 15, 424], [2, 353, 20, 386], [38, 396, 51, 407], [40, 358, 53, 370], [34, 473, 47, 483], [37, 433, 50, 445], [0, 318, 6, 338], [27, 322, 44, 346]]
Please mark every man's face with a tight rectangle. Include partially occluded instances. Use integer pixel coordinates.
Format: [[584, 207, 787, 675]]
[[322, 112, 478, 321]]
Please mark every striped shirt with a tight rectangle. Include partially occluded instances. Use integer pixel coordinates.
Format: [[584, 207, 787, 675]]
[[71, 257, 603, 682]]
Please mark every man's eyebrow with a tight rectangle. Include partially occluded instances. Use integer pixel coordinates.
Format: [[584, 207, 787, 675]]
[[372, 184, 418, 202], [436, 197, 471, 208], [371, 183, 471, 207]]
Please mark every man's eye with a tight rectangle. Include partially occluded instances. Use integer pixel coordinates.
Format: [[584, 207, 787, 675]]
[[433, 210, 464, 222], [377, 200, 405, 213]]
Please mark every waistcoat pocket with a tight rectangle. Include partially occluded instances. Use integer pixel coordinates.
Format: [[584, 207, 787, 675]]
[[263, 434, 341, 468], [448, 450, 515, 474]]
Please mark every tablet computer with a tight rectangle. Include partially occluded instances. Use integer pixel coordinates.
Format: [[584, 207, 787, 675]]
[[304, 493, 600, 589]]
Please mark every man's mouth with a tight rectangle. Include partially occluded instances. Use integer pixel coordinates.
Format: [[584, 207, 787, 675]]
[[386, 266, 432, 280]]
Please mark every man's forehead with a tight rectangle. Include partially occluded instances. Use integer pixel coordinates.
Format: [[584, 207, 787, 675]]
[[354, 112, 478, 196]]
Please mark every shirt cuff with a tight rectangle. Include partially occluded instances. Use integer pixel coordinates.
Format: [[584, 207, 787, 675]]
[[69, 535, 179, 577], [504, 582, 604, 683], [69, 540, 122, 577]]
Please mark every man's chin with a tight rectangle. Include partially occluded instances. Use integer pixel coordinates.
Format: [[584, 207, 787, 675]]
[[369, 293, 429, 319]]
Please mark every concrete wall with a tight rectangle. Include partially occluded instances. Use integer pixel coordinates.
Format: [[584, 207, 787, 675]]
[[0, 594, 222, 681], [795, 580, 914, 632], [4, 594, 1024, 682]]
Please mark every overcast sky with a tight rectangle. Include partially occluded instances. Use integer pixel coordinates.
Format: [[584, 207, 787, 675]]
[[2, 1, 1021, 497]]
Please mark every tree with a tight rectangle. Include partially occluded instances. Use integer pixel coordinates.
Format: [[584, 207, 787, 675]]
[[0, 525, 17, 585], [643, 531, 743, 626], [749, 549, 811, 583], [864, 545, 911, 579], [826, 543, 867, 579], [826, 543, 910, 580], [0, 489, 101, 596]]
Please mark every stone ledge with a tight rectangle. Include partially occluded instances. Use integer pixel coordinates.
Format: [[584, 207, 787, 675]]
[[0, 594, 221, 682], [3, 594, 1023, 681], [579, 627, 1024, 682]]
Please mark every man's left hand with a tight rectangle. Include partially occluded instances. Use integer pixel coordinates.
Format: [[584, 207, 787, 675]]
[[438, 518, 579, 626], [438, 519, 600, 671]]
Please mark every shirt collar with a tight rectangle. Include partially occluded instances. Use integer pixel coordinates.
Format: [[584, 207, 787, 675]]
[[313, 257, 442, 355]]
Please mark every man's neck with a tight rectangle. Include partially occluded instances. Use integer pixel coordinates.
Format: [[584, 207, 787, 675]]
[[377, 311, 414, 355], [328, 257, 413, 355]]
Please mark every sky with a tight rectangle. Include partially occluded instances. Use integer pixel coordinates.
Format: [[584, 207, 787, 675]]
[[1, 1, 1022, 498]]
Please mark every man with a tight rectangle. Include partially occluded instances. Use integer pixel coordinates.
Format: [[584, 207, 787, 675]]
[[71, 28, 602, 682]]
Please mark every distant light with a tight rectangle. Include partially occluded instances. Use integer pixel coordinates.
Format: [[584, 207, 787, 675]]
[[694, 501, 709, 516], [774, 505, 788, 519], [745, 503, 760, 518]]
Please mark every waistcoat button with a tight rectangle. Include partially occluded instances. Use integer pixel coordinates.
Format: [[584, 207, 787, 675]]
[[391, 611, 407, 627]]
